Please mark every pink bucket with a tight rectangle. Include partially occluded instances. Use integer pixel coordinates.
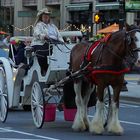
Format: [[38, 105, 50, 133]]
[[44, 103, 56, 122], [63, 106, 77, 121]]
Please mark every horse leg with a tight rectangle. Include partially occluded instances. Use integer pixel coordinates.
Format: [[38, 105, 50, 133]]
[[82, 83, 96, 129], [72, 81, 90, 131], [72, 81, 85, 131], [89, 85, 105, 134], [107, 85, 123, 135]]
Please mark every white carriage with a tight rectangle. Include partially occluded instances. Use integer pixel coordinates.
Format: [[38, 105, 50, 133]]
[[0, 31, 111, 128]]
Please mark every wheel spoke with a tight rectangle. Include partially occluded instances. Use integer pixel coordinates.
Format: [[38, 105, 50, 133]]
[[31, 82, 44, 128], [32, 100, 37, 106], [0, 67, 8, 122], [37, 108, 42, 124], [32, 93, 38, 104]]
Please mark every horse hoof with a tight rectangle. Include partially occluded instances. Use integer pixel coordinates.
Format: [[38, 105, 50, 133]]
[[107, 126, 124, 135], [90, 130, 104, 135], [72, 124, 86, 132], [89, 126, 104, 135], [72, 126, 86, 132]]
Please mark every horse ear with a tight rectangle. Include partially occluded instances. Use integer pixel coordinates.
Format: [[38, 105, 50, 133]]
[[125, 23, 131, 31]]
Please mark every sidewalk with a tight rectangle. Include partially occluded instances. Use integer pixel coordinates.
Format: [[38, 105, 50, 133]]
[[120, 74, 140, 104]]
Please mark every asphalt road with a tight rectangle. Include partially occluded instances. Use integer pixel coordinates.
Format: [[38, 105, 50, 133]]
[[0, 74, 140, 140], [120, 74, 140, 104], [0, 104, 140, 140]]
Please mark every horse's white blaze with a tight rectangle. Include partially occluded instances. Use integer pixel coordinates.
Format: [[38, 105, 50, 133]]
[[107, 102, 123, 134], [89, 100, 105, 134], [135, 32, 140, 66], [135, 32, 140, 48]]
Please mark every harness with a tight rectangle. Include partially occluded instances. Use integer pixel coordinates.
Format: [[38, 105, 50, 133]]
[[80, 31, 138, 83]]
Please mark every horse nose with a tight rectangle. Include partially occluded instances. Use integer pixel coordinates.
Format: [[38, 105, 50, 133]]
[[135, 59, 140, 67], [138, 60, 140, 63]]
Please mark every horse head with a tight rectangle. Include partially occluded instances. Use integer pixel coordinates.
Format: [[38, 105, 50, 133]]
[[120, 24, 140, 69], [93, 24, 140, 68], [127, 25, 140, 66]]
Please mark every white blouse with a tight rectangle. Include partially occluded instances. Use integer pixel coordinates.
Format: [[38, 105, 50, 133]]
[[31, 21, 64, 46]]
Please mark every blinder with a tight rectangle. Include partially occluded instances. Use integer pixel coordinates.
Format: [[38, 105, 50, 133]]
[[125, 28, 140, 63], [125, 32, 134, 58], [125, 28, 140, 46], [125, 33, 131, 46]]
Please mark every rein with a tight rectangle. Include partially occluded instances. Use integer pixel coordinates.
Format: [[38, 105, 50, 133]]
[[126, 29, 140, 34], [45, 38, 71, 53], [55, 44, 71, 53]]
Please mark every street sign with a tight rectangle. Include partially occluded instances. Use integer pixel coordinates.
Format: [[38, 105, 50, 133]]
[[18, 11, 37, 17], [125, 0, 140, 11]]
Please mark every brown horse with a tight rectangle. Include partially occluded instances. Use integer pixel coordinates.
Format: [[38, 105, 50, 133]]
[[69, 24, 140, 135]]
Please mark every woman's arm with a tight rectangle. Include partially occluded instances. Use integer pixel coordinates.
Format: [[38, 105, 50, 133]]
[[33, 22, 47, 41]]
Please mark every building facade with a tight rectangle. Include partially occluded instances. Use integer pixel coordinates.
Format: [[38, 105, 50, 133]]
[[0, 0, 139, 36]]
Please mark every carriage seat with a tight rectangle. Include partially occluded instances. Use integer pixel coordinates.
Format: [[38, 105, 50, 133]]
[[31, 39, 64, 76], [8, 44, 30, 78]]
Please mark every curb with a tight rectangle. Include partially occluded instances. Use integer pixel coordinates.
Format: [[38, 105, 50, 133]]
[[120, 96, 140, 105]]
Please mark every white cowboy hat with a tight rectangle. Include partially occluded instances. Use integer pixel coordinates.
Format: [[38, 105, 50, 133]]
[[37, 8, 51, 17]]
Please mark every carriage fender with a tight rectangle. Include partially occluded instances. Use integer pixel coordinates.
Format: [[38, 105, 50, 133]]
[[0, 57, 14, 108], [12, 67, 26, 107]]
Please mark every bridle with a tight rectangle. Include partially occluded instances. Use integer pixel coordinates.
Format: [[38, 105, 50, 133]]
[[125, 28, 140, 60], [106, 28, 140, 62]]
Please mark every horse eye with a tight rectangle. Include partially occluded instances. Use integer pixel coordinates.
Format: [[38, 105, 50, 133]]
[[134, 36, 138, 41]]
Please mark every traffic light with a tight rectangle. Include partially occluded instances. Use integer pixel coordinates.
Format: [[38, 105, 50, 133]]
[[94, 14, 100, 24], [94, 13, 103, 24], [94, 13, 100, 24], [93, 12, 105, 24]]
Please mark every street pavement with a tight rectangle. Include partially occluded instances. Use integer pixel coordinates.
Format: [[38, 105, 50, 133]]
[[120, 74, 140, 104]]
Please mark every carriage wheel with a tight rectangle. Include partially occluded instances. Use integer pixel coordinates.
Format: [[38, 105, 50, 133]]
[[103, 86, 111, 127], [31, 81, 45, 128], [0, 67, 8, 122]]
